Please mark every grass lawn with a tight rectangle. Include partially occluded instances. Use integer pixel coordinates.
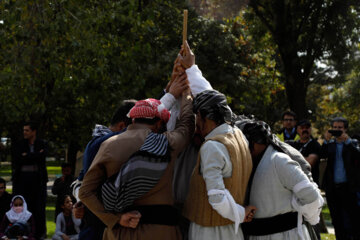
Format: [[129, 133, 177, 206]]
[[1, 161, 337, 239], [321, 233, 336, 240], [322, 204, 331, 221], [46, 196, 57, 237]]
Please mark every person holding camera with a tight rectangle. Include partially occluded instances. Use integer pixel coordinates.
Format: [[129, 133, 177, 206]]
[[321, 117, 360, 240], [0, 195, 35, 240]]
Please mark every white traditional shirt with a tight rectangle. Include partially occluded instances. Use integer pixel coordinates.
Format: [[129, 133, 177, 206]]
[[248, 145, 323, 240], [189, 123, 246, 240]]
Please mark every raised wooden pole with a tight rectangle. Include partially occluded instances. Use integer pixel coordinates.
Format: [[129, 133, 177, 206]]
[[183, 10, 188, 46]]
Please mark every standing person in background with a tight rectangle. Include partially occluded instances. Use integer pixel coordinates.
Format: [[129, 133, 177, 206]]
[[276, 111, 300, 142], [0, 178, 12, 222], [72, 100, 136, 240], [321, 117, 360, 240], [289, 119, 322, 239], [13, 122, 48, 239], [52, 163, 76, 221], [291, 120, 321, 185]]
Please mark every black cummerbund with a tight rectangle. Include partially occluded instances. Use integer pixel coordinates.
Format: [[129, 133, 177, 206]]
[[242, 212, 298, 236], [125, 205, 179, 226]]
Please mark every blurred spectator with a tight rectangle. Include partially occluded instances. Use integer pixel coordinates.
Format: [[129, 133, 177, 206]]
[[0, 177, 12, 221], [13, 121, 48, 239], [276, 110, 300, 142], [0, 141, 5, 162], [321, 117, 360, 239], [52, 163, 76, 221], [352, 133, 360, 142], [0, 195, 36, 240], [52, 195, 81, 240]]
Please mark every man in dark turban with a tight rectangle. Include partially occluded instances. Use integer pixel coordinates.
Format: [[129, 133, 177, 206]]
[[183, 89, 255, 240], [240, 120, 323, 240]]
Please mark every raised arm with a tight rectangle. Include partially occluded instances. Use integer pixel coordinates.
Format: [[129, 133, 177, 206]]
[[180, 41, 212, 96], [164, 74, 194, 153]]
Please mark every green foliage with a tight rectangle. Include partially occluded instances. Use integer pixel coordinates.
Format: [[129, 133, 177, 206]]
[[248, 0, 360, 119], [314, 45, 360, 135], [0, 0, 265, 162], [2, 0, 359, 161]]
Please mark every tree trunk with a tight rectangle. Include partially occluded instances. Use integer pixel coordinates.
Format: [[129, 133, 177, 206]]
[[285, 74, 308, 120], [66, 140, 80, 175]]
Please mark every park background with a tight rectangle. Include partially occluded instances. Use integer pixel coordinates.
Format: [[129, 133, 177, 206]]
[[1, 0, 360, 239]]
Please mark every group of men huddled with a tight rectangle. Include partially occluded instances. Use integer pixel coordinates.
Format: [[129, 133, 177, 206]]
[[68, 42, 360, 240]]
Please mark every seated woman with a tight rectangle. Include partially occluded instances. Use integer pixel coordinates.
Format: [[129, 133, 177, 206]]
[[52, 195, 81, 240], [0, 195, 35, 240]]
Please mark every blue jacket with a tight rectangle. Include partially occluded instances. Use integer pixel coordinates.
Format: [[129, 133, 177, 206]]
[[78, 130, 125, 181]]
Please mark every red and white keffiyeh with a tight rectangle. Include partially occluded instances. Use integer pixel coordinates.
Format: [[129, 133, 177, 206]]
[[128, 98, 170, 123]]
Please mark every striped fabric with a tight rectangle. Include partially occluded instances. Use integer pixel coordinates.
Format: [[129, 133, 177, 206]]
[[101, 132, 170, 213]]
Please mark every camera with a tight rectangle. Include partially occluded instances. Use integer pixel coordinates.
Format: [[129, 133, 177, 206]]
[[328, 130, 343, 137]]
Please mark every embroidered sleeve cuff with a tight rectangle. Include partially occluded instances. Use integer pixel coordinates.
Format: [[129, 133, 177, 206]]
[[160, 93, 176, 110]]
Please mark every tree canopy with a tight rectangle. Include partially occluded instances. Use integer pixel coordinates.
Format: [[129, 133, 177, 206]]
[[249, 0, 360, 119], [1, 0, 359, 165]]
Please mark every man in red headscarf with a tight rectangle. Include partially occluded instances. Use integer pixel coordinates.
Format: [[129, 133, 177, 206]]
[[79, 71, 194, 240]]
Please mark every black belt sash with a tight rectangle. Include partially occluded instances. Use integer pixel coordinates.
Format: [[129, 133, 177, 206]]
[[242, 212, 298, 236], [124, 205, 179, 226]]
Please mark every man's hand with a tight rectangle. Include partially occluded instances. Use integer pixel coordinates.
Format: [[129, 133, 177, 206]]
[[337, 132, 349, 142], [179, 40, 195, 69], [61, 234, 70, 240], [119, 211, 141, 228], [244, 206, 256, 222], [166, 53, 186, 93], [169, 72, 189, 98], [73, 201, 85, 219]]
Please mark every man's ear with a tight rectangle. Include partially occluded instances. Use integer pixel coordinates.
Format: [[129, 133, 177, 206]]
[[155, 120, 163, 132], [114, 122, 126, 131]]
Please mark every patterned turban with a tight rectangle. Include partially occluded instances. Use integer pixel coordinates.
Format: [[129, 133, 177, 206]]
[[193, 90, 233, 124], [128, 98, 170, 123], [236, 117, 312, 180]]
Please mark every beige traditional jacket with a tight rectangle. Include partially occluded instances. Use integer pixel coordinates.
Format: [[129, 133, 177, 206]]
[[79, 93, 194, 240]]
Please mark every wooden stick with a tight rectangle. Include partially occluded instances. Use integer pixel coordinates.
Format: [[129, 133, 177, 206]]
[[183, 10, 188, 46]]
